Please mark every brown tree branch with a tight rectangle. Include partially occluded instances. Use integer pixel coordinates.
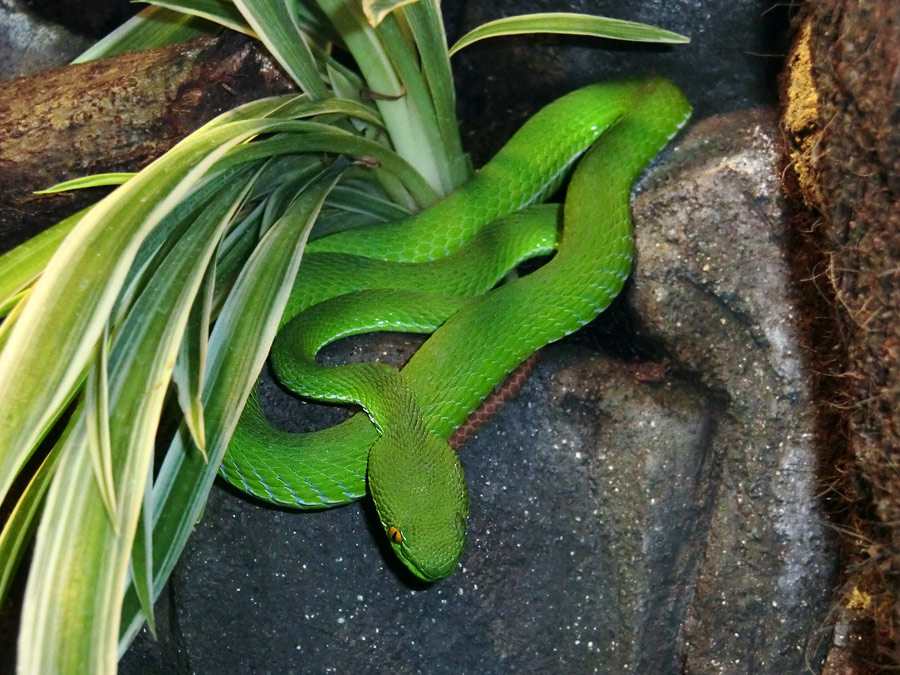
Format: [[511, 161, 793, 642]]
[[0, 30, 296, 253]]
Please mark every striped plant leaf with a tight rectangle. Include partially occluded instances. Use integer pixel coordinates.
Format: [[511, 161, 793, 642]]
[[0, 206, 88, 316], [233, 0, 330, 99], [0, 114, 320, 520], [17, 162, 259, 674], [147, 0, 256, 37], [34, 173, 135, 194], [362, 0, 419, 27], [449, 12, 690, 56], [85, 323, 117, 524], [72, 5, 214, 63], [172, 254, 217, 454], [119, 175, 338, 650]]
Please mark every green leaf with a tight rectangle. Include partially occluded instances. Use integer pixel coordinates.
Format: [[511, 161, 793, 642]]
[[0, 206, 88, 316], [449, 12, 690, 56], [317, 0, 448, 194], [130, 454, 157, 638], [17, 159, 258, 674], [86, 323, 117, 526], [109, 165, 254, 331], [259, 165, 326, 236], [148, 0, 340, 43], [33, 173, 135, 195], [0, 290, 30, 354], [362, 0, 418, 27], [0, 289, 27, 321], [0, 115, 297, 514], [372, 12, 455, 194], [147, 0, 255, 37], [216, 122, 440, 207], [402, 0, 469, 188], [325, 183, 410, 221], [119, 174, 338, 651], [0, 427, 66, 609], [326, 62, 363, 103], [233, 0, 330, 99], [72, 5, 215, 63], [173, 256, 216, 454]]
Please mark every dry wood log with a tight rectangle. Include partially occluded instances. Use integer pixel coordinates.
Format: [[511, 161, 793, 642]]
[[0, 30, 296, 254]]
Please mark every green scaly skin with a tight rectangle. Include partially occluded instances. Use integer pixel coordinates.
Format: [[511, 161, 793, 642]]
[[222, 77, 692, 582]]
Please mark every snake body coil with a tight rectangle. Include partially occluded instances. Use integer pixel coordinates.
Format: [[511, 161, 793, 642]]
[[222, 77, 691, 581]]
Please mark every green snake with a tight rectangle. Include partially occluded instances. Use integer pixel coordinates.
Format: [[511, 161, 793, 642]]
[[222, 77, 691, 581]]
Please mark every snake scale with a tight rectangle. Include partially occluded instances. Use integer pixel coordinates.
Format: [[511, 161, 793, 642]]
[[221, 77, 691, 581]]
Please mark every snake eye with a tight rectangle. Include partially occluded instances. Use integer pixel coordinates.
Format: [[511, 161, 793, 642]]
[[388, 526, 402, 544]]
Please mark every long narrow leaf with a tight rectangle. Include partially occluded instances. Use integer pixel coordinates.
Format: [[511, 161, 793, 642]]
[[0, 115, 300, 512], [18, 162, 259, 674], [0, 206, 88, 314], [109, 165, 251, 330], [85, 323, 117, 525], [173, 256, 216, 453], [119, 175, 337, 652], [403, 0, 469, 188], [73, 5, 215, 63], [148, 0, 256, 36], [449, 12, 690, 56], [0, 426, 67, 608], [130, 453, 158, 637], [34, 173, 134, 195], [233, 0, 330, 99], [326, 184, 410, 220], [362, 0, 418, 27], [0, 289, 27, 321], [217, 125, 439, 207], [317, 0, 447, 194], [260, 166, 325, 235], [374, 13, 454, 194]]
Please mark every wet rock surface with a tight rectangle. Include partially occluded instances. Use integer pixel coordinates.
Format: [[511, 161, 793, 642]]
[[121, 111, 836, 673]]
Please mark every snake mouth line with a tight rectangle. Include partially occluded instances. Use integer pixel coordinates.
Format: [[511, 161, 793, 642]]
[[392, 544, 457, 583]]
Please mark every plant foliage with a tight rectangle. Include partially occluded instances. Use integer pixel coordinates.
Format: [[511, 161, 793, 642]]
[[0, 1, 686, 671]]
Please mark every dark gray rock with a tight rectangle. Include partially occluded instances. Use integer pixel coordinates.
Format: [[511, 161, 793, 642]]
[[121, 110, 836, 674], [453, 0, 790, 165], [630, 109, 836, 672], [0, 0, 139, 80], [0, 0, 90, 79]]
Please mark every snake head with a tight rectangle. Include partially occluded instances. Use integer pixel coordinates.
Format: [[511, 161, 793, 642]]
[[367, 431, 469, 582]]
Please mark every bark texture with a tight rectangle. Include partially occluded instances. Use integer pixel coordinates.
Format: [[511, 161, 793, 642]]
[[783, 0, 900, 665], [0, 30, 295, 254]]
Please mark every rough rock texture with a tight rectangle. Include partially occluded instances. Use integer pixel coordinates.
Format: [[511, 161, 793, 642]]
[[120, 111, 836, 674], [631, 109, 835, 672], [0, 0, 139, 79], [0, 0, 92, 79], [782, 1, 900, 665]]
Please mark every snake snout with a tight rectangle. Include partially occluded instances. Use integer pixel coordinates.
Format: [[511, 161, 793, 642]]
[[395, 517, 467, 583]]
